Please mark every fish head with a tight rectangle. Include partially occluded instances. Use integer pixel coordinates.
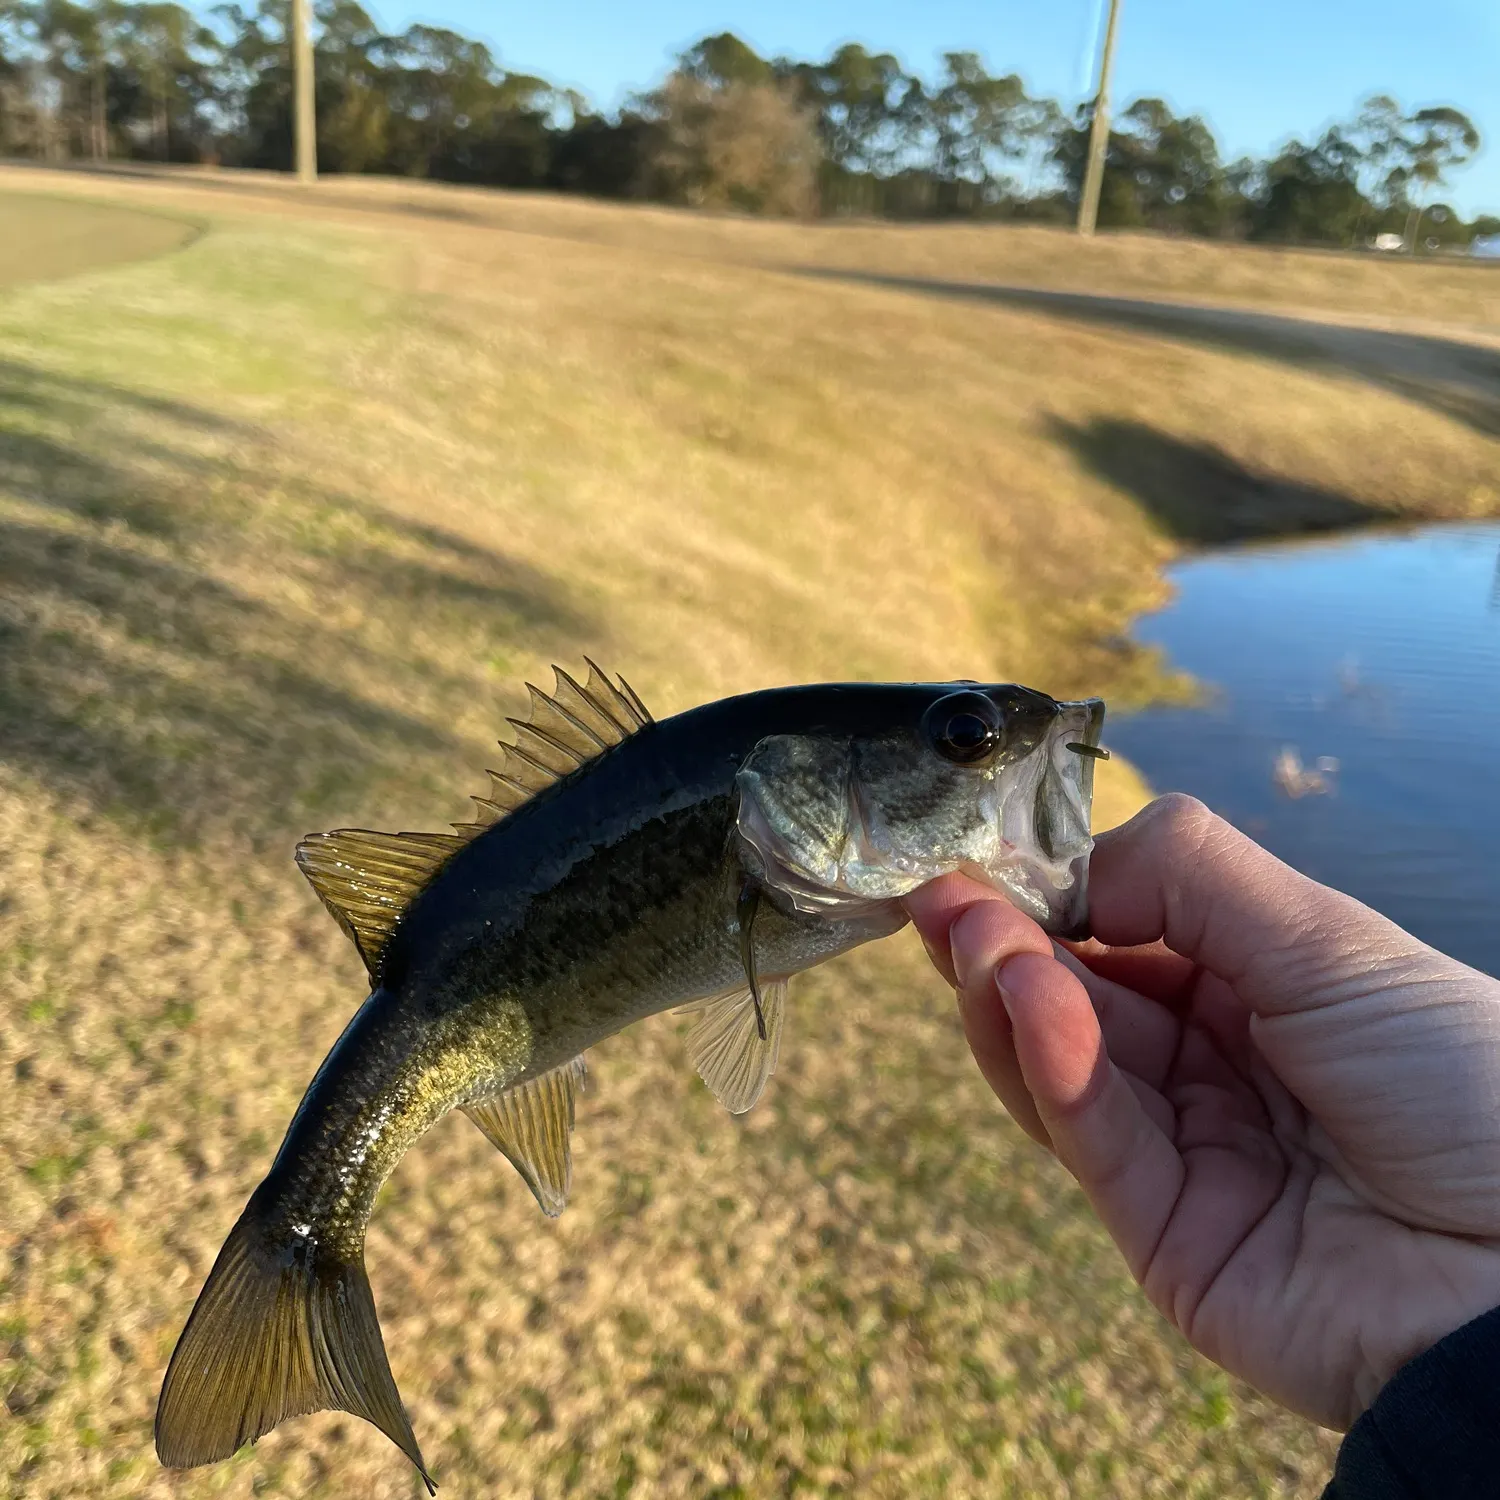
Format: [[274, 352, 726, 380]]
[[735, 684, 1106, 938]]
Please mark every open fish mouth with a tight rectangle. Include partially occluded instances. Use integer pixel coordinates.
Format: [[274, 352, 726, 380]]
[[1022, 696, 1105, 938], [736, 693, 1106, 939]]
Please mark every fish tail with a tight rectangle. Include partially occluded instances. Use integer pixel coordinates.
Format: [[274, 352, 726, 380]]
[[155, 1198, 434, 1492]]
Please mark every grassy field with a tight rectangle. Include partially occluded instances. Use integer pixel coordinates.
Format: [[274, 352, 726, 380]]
[[16, 163, 1500, 331], [1, 170, 1497, 1500], [0, 190, 199, 290]]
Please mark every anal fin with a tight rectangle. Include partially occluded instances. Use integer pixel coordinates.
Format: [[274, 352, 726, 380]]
[[463, 1057, 587, 1217], [676, 980, 787, 1116]]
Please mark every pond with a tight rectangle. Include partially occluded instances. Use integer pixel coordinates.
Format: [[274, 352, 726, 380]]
[[1106, 521, 1500, 978]]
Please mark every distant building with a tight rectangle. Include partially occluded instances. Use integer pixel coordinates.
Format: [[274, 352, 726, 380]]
[[1371, 232, 1406, 252], [1473, 235, 1500, 260]]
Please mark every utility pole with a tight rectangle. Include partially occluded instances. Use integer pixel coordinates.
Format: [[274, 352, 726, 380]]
[[291, 0, 316, 182], [1077, 0, 1123, 236]]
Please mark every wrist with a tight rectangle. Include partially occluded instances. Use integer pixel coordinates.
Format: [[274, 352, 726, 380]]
[[1352, 1299, 1500, 1427]]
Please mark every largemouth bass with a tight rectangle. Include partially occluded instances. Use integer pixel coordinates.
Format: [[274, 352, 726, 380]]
[[155, 664, 1106, 1488]]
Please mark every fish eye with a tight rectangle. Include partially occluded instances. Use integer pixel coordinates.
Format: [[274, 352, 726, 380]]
[[922, 691, 1005, 765]]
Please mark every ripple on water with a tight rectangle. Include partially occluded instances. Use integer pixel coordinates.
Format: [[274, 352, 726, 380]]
[[1108, 522, 1500, 977]]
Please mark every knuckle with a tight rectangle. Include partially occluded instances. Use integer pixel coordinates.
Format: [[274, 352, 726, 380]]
[[1111, 793, 1222, 867], [1147, 792, 1216, 844]]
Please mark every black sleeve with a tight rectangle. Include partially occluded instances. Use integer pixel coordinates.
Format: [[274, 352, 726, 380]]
[[1324, 1305, 1500, 1499]]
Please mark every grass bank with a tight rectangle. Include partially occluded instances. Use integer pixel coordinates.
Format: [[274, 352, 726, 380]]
[[1, 173, 1496, 1499], [17, 163, 1500, 331]]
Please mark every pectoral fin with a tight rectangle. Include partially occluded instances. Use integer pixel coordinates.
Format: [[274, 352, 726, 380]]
[[676, 980, 787, 1115], [737, 879, 767, 1041], [464, 1056, 587, 1217]]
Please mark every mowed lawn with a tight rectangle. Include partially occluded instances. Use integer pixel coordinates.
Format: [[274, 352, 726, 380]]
[[2, 171, 1497, 1500], [0, 190, 199, 289]]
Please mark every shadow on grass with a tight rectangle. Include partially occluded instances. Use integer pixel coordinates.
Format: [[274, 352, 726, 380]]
[[1050, 416, 1383, 546], [794, 268, 1500, 440], [0, 357, 587, 844]]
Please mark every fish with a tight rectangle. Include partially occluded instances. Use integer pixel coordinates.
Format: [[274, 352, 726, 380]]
[[155, 664, 1106, 1489]]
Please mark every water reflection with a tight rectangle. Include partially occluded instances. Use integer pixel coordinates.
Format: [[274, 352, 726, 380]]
[[1108, 523, 1500, 976]]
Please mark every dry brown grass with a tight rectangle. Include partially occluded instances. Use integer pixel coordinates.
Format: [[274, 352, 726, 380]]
[[2, 170, 1497, 1499], [16, 162, 1500, 331]]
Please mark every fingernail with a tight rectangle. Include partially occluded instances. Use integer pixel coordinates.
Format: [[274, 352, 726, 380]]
[[949, 919, 976, 992], [996, 979, 1018, 1022]]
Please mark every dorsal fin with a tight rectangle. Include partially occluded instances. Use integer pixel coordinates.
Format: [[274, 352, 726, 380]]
[[295, 829, 464, 976], [451, 659, 653, 836], [299, 662, 652, 969]]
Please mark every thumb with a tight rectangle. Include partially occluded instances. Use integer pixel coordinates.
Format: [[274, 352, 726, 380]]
[[1088, 794, 1426, 1018], [993, 948, 1183, 1280]]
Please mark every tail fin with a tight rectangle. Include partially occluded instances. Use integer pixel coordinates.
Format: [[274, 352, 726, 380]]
[[155, 1203, 434, 1492]]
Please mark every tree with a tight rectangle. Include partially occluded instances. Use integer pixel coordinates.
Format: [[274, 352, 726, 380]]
[[677, 31, 770, 90], [546, 108, 654, 199], [0, 9, 1488, 243], [1051, 95, 1230, 235], [1398, 106, 1480, 251], [639, 47, 819, 217], [15, 0, 114, 157], [310, 0, 387, 173], [1251, 129, 1367, 246], [776, 41, 919, 213], [210, 0, 293, 167], [112, 2, 218, 160], [783, 42, 911, 176], [1347, 93, 1405, 205], [1338, 96, 1481, 249], [923, 52, 1060, 214], [1400, 106, 1480, 200]]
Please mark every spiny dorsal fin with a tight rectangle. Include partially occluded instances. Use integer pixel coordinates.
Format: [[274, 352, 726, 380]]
[[463, 1056, 587, 1217], [295, 829, 465, 977], [300, 663, 652, 966], [450, 659, 653, 837], [675, 980, 788, 1115]]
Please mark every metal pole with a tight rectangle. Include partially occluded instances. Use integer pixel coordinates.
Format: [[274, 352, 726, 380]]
[[1077, 0, 1123, 236], [291, 0, 316, 182]]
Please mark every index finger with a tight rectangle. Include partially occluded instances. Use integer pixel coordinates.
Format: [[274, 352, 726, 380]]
[[903, 872, 1184, 1088]]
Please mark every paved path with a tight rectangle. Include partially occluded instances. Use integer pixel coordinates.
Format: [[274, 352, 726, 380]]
[[798, 268, 1500, 440]]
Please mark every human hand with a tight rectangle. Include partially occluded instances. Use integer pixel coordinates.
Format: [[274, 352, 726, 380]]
[[905, 794, 1500, 1431]]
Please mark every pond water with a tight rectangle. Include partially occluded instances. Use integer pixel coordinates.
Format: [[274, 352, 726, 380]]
[[1106, 522, 1500, 977]]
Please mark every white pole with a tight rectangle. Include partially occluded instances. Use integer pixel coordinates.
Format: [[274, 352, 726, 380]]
[[1078, 0, 1123, 236], [291, 0, 316, 182]]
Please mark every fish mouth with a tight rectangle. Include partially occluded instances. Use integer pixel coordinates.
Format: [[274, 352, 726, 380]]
[[1045, 697, 1105, 940], [978, 696, 1102, 936], [1062, 696, 1110, 930], [734, 695, 1107, 938]]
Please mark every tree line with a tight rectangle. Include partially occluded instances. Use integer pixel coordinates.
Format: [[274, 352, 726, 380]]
[[1, 2, 1493, 248]]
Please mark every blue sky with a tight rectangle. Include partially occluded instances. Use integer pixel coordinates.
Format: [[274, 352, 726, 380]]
[[375, 0, 1499, 216]]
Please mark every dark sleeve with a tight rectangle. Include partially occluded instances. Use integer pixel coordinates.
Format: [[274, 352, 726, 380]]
[[1324, 1305, 1500, 1499]]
